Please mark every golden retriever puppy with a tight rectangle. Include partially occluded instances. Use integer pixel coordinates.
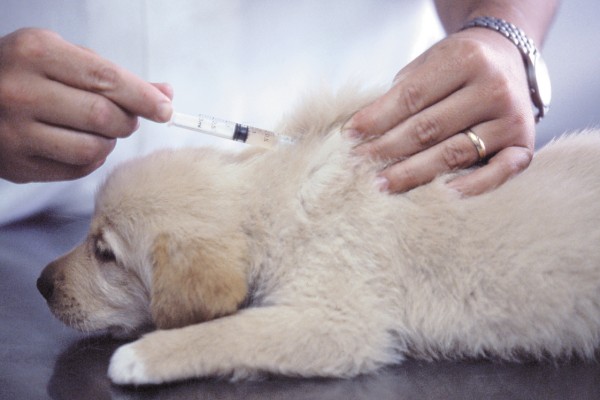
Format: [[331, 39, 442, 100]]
[[38, 88, 600, 385]]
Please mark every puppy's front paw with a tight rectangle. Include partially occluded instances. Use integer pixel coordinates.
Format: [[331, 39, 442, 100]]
[[108, 342, 154, 385]]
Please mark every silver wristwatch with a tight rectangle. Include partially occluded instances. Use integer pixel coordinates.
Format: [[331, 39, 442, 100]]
[[462, 16, 551, 123]]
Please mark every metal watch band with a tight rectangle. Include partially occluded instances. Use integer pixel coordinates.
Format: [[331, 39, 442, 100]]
[[462, 16, 538, 58]]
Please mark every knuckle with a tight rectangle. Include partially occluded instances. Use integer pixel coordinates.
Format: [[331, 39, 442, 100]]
[[86, 96, 137, 138], [0, 30, 57, 109], [397, 83, 423, 115], [73, 137, 115, 166], [388, 164, 422, 193], [505, 112, 532, 134], [88, 64, 119, 92], [460, 38, 492, 68], [0, 78, 26, 107], [412, 115, 440, 148], [442, 140, 474, 170], [70, 145, 97, 166], [119, 117, 139, 138], [488, 77, 516, 110], [86, 97, 114, 132], [8, 28, 57, 61], [459, 38, 508, 85]]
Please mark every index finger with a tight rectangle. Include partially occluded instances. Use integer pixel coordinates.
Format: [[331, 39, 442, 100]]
[[39, 32, 172, 122], [344, 46, 468, 137]]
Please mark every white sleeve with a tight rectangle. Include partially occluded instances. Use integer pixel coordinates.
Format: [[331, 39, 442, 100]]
[[0, 180, 86, 226]]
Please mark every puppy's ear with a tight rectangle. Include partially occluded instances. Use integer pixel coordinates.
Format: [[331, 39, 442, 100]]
[[150, 233, 248, 329]]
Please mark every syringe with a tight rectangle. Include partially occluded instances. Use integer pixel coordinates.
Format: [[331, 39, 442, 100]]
[[168, 112, 295, 150]]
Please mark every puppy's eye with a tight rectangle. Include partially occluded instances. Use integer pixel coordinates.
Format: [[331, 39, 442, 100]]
[[94, 241, 117, 263]]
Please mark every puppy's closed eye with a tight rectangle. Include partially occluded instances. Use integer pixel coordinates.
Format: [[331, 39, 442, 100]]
[[94, 237, 117, 264]]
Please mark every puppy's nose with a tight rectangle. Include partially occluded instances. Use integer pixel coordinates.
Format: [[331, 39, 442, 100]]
[[37, 275, 54, 301], [37, 262, 59, 301]]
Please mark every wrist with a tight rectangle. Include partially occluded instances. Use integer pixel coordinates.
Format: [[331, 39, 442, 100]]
[[435, 1, 558, 48], [461, 16, 551, 122]]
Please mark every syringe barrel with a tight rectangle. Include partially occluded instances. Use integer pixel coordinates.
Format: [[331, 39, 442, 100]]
[[169, 112, 295, 150]]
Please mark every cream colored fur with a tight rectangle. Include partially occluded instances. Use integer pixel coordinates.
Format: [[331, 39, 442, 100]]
[[39, 88, 600, 385]]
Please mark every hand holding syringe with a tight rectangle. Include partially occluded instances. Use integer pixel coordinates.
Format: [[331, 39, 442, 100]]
[[169, 112, 296, 150]]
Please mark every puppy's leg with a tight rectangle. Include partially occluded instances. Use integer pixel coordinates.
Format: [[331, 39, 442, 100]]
[[108, 306, 397, 384]]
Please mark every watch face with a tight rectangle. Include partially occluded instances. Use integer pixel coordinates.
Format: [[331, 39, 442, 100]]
[[535, 53, 552, 109]]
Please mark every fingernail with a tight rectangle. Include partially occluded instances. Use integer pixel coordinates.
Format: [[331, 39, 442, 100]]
[[160, 83, 174, 100], [447, 179, 470, 197], [341, 128, 362, 139], [157, 100, 173, 122], [375, 176, 390, 192]]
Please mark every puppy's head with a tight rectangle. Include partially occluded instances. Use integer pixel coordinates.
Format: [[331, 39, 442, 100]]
[[37, 149, 250, 337]]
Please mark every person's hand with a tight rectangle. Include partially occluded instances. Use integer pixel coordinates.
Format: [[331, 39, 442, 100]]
[[343, 28, 536, 196], [0, 28, 174, 183]]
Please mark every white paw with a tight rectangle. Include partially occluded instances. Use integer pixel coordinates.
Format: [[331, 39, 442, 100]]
[[108, 342, 151, 385]]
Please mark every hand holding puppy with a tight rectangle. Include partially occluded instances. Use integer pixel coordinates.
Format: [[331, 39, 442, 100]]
[[345, 29, 534, 196], [345, 1, 558, 196]]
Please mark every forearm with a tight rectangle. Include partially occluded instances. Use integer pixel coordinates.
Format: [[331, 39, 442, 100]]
[[433, 0, 559, 46]]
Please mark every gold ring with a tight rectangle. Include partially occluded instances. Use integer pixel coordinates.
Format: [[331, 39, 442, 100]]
[[464, 129, 486, 160]]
